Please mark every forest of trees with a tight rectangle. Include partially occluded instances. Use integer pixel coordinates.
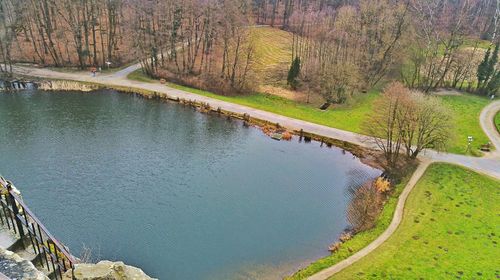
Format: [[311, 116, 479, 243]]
[[1, 0, 500, 95], [0, 0, 126, 70], [129, 0, 256, 93]]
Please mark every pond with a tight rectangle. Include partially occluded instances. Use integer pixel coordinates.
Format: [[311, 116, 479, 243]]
[[0, 89, 380, 279]]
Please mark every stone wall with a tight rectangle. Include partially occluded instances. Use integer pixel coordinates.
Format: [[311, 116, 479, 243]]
[[37, 80, 100, 92]]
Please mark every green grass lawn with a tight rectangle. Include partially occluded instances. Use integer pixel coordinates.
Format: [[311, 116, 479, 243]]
[[329, 163, 500, 280], [250, 26, 292, 71], [127, 69, 491, 156], [249, 26, 293, 85], [168, 82, 379, 133], [463, 38, 492, 50], [127, 69, 157, 83], [127, 69, 377, 132], [439, 94, 492, 156]]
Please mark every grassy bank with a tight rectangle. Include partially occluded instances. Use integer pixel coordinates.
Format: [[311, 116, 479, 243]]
[[285, 167, 416, 280], [169, 83, 379, 133], [127, 69, 377, 133], [127, 69, 491, 156], [127, 69, 157, 83], [329, 163, 500, 279]]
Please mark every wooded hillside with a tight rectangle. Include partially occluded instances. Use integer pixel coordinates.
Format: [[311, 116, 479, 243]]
[[1, 0, 499, 96]]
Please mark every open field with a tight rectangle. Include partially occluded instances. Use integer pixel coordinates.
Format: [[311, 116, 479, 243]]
[[329, 163, 500, 279], [439, 94, 492, 156], [250, 26, 293, 87]]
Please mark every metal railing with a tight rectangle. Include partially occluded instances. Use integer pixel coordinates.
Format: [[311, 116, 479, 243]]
[[0, 176, 76, 280]]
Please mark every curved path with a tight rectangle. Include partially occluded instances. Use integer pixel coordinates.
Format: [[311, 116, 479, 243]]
[[8, 64, 500, 279], [308, 159, 432, 280], [307, 100, 500, 279], [480, 101, 500, 158]]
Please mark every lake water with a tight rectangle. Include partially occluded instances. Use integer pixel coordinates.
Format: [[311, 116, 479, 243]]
[[0, 89, 380, 279]]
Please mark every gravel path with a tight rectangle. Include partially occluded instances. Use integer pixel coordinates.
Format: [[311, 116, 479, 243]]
[[10, 64, 500, 179], [308, 159, 432, 280]]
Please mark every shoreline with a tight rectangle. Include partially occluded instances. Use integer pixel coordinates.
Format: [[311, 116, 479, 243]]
[[1, 82, 383, 280], [3, 77, 385, 171], [0, 80, 382, 277]]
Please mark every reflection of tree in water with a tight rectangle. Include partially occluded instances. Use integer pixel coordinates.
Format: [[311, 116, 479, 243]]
[[344, 168, 381, 233], [0, 92, 37, 144], [345, 168, 374, 199]]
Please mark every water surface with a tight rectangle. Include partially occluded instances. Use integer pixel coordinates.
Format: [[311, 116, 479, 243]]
[[0, 90, 379, 279]]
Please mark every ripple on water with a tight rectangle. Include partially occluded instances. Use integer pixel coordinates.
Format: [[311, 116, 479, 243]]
[[0, 90, 381, 279]]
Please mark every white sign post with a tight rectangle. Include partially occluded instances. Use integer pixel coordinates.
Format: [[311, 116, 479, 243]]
[[466, 136, 473, 153]]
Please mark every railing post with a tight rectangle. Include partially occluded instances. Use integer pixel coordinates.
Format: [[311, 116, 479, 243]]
[[1, 177, 76, 277], [7, 183, 25, 240], [1, 203, 11, 230]]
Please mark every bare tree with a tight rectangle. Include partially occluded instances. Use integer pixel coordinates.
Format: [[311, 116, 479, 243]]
[[447, 46, 482, 90], [363, 82, 452, 168], [401, 91, 453, 158], [358, 0, 410, 87], [314, 62, 360, 104], [289, 0, 408, 104], [0, 0, 15, 73], [347, 181, 382, 233], [363, 82, 411, 168], [402, 0, 476, 92], [128, 0, 256, 94]]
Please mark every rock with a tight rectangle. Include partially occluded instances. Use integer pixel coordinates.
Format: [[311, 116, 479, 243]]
[[64, 260, 156, 280], [37, 80, 99, 92], [0, 248, 48, 280]]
